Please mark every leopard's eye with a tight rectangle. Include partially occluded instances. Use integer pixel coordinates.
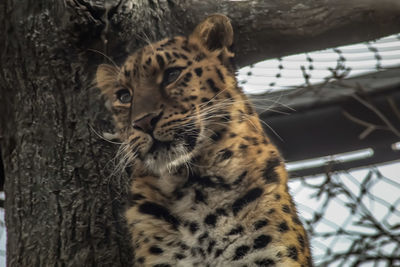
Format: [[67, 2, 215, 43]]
[[116, 89, 132, 104], [163, 67, 183, 86]]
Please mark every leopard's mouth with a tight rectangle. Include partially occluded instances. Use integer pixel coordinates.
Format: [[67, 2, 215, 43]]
[[148, 139, 172, 154], [141, 129, 202, 174]]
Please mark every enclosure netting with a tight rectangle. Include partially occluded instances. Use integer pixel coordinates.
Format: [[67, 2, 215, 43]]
[[238, 33, 400, 267]]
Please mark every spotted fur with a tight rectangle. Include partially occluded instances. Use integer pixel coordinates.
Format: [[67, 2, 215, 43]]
[[97, 14, 312, 267]]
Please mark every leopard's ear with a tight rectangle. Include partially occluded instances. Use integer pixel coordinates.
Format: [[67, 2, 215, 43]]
[[190, 14, 233, 51], [96, 64, 119, 99]]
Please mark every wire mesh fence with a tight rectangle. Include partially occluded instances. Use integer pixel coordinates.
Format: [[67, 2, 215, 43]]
[[0, 34, 399, 266], [238, 33, 400, 94], [240, 33, 400, 267], [290, 162, 400, 266]]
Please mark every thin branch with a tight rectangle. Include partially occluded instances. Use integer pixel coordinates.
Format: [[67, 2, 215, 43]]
[[342, 110, 388, 139], [388, 97, 400, 121], [351, 92, 400, 138]]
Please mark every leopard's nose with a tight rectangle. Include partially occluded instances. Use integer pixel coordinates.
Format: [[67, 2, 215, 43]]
[[133, 112, 162, 134]]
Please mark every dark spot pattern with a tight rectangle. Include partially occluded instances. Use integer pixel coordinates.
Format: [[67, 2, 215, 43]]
[[127, 193, 145, 206], [195, 53, 206, 61], [149, 246, 163, 255], [245, 101, 254, 115], [232, 187, 263, 215], [219, 149, 233, 161], [201, 97, 210, 103], [239, 143, 248, 150], [181, 45, 190, 52], [215, 248, 223, 258], [268, 208, 276, 214], [206, 78, 220, 93], [189, 222, 199, 234], [216, 67, 225, 82], [207, 240, 216, 254], [179, 53, 188, 60], [165, 52, 172, 61], [282, 204, 291, 213], [254, 259, 275, 266], [227, 225, 244, 235], [287, 245, 298, 261], [278, 221, 289, 232], [156, 55, 165, 69], [216, 208, 227, 216], [175, 253, 186, 260], [183, 72, 192, 82], [180, 242, 189, 250], [145, 57, 152, 65], [160, 38, 176, 47], [211, 130, 224, 142], [221, 114, 231, 122], [195, 67, 203, 77], [254, 219, 269, 230], [154, 236, 163, 242], [198, 232, 209, 244], [263, 157, 281, 184], [292, 215, 302, 225], [253, 234, 272, 250], [204, 214, 217, 226], [232, 171, 247, 186], [233, 245, 250, 261], [138, 202, 180, 229], [194, 189, 206, 203], [297, 234, 305, 251]]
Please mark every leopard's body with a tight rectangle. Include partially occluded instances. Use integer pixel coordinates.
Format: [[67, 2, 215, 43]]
[[96, 15, 312, 267]]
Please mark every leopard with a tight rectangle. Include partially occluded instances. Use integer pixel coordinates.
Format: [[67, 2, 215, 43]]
[[96, 14, 313, 267]]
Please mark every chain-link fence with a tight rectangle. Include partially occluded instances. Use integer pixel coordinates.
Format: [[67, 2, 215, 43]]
[[290, 163, 400, 266], [239, 33, 400, 267], [238, 34, 400, 94]]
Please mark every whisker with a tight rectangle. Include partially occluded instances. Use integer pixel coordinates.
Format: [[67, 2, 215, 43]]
[[87, 48, 119, 69], [242, 113, 283, 141], [88, 123, 122, 145]]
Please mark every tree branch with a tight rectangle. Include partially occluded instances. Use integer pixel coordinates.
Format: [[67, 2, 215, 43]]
[[157, 0, 400, 67], [61, 0, 400, 67]]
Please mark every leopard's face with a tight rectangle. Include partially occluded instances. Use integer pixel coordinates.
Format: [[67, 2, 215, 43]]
[[97, 16, 237, 173]]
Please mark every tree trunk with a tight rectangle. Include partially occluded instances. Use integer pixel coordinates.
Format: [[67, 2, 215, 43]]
[[0, 0, 399, 266]]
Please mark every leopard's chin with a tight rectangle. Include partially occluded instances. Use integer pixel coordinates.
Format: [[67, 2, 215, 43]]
[[139, 123, 203, 174], [143, 141, 195, 175]]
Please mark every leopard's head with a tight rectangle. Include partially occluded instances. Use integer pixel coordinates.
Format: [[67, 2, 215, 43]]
[[96, 14, 242, 174]]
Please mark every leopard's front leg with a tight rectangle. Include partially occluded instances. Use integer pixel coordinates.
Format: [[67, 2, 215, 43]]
[[125, 176, 183, 266]]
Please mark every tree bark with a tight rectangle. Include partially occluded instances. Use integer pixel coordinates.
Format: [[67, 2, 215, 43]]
[[0, 0, 399, 266]]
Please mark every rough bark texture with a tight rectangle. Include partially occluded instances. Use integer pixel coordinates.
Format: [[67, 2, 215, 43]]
[[0, 0, 399, 266]]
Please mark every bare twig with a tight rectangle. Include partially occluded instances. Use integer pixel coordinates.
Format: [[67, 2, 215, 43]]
[[351, 92, 400, 138], [342, 110, 389, 139], [388, 97, 400, 121]]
